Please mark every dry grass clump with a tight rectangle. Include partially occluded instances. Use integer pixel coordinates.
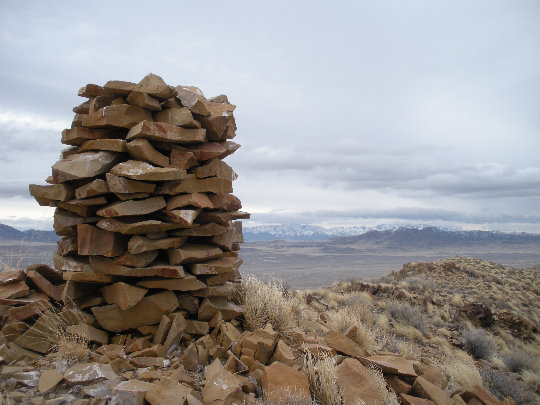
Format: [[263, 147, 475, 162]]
[[325, 306, 375, 351], [461, 328, 496, 360], [303, 353, 341, 405], [480, 367, 536, 404], [32, 306, 90, 365], [393, 322, 423, 342], [441, 353, 483, 392], [404, 276, 437, 292], [386, 300, 427, 333], [239, 276, 299, 342], [365, 363, 400, 405], [502, 348, 536, 373]]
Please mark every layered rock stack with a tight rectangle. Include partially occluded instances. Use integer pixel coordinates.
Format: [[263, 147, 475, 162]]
[[13, 73, 248, 351]]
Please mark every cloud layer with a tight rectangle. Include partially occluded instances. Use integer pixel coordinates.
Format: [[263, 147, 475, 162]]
[[1, 1, 539, 232]]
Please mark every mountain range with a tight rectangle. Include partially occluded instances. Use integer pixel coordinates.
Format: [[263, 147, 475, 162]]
[[0, 223, 58, 243]]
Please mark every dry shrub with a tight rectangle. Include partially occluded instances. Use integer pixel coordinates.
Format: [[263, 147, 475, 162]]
[[326, 307, 375, 351], [503, 348, 536, 373], [480, 367, 536, 405], [27, 304, 91, 366], [303, 353, 341, 405], [365, 363, 400, 405], [386, 300, 427, 333], [405, 276, 437, 292], [239, 276, 298, 342], [441, 354, 483, 392], [461, 328, 495, 360]]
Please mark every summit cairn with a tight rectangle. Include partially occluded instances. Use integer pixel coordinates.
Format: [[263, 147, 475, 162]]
[[27, 73, 248, 341]]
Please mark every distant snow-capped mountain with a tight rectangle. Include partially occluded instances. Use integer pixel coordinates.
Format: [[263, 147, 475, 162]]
[[242, 224, 402, 241]]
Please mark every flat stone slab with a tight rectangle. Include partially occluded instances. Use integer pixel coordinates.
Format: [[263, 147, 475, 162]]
[[89, 256, 185, 278], [154, 107, 200, 128], [64, 363, 117, 384], [363, 353, 419, 377], [97, 196, 166, 217], [52, 151, 120, 183], [136, 274, 205, 291], [110, 160, 186, 181], [167, 243, 223, 264], [127, 120, 206, 144], [97, 218, 186, 234], [82, 104, 152, 128]]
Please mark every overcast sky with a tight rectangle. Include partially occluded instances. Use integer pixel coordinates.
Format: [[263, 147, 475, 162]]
[[1, 1, 539, 232]]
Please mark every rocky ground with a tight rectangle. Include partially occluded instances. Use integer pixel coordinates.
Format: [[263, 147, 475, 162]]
[[0, 256, 538, 404]]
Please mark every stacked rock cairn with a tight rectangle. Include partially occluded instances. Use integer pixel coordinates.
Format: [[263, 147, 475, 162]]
[[19, 73, 249, 352]]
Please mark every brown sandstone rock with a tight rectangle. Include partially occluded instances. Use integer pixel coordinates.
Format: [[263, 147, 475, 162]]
[[0, 281, 30, 300], [79, 83, 104, 97], [127, 138, 169, 167], [64, 362, 117, 384], [137, 274, 206, 291], [126, 91, 162, 111], [135, 73, 177, 100], [97, 196, 166, 217], [172, 223, 229, 237], [157, 175, 232, 195], [169, 149, 198, 170], [52, 151, 120, 183], [61, 127, 123, 146], [168, 243, 223, 264], [153, 315, 172, 345], [189, 257, 242, 275], [198, 297, 243, 321], [262, 362, 311, 404], [158, 208, 200, 227], [26, 270, 62, 301], [90, 256, 185, 278], [412, 376, 453, 405], [462, 385, 506, 405], [113, 250, 158, 267], [145, 377, 191, 405], [127, 120, 206, 144], [163, 313, 186, 351], [113, 379, 155, 405], [202, 358, 244, 404], [29, 184, 74, 202], [97, 218, 186, 234], [154, 107, 200, 128], [92, 291, 178, 332], [364, 353, 419, 377], [110, 160, 187, 181], [175, 86, 210, 116], [101, 282, 148, 310], [195, 159, 237, 181], [38, 369, 63, 394], [106, 173, 156, 194], [323, 332, 367, 358], [75, 179, 109, 199], [82, 104, 152, 128], [166, 193, 213, 210], [77, 224, 126, 257], [0, 270, 25, 285], [79, 139, 127, 153], [127, 235, 187, 254], [338, 358, 384, 405], [399, 393, 437, 405], [208, 194, 242, 211]]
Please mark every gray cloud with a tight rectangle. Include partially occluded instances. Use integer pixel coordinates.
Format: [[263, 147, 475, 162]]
[[1, 0, 539, 232]]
